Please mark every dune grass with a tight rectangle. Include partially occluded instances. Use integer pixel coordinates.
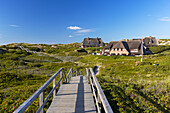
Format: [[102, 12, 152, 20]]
[[0, 43, 169, 112]]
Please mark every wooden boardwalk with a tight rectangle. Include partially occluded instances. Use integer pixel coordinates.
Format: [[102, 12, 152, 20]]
[[47, 75, 96, 113], [14, 68, 113, 113]]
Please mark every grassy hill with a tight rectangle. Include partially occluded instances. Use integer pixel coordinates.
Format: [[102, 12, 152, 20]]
[[0, 43, 169, 112], [0, 43, 84, 112]]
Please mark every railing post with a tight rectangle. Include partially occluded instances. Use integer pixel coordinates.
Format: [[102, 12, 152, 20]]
[[60, 71, 63, 86], [71, 68, 73, 78], [98, 92, 102, 112], [53, 78, 56, 99], [65, 73, 68, 84], [70, 68, 72, 81], [69, 69, 71, 83], [86, 68, 89, 82], [63, 69, 66, 83], [39, 92, 44, 113]]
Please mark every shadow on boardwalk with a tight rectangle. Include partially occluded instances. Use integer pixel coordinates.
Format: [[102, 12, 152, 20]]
[[75, 76, 84, 112]]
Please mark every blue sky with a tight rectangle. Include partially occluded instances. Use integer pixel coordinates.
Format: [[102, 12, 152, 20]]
[[0, 0, 170, 45]]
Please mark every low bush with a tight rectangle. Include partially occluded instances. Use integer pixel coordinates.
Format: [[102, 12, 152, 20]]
[[27, 47, 41, 52], [150, 45, 170, 54]]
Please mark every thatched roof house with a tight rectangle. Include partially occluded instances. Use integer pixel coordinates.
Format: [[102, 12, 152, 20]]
[[103, 40, 152, 56], [143, 36, 158, 47], [103, 41, 118, 54], [81, 37, 104, 48]]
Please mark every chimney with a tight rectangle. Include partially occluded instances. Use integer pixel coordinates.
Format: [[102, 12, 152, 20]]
[[126, 39, 129, 42], [88, 37, 89, 40], [96, 37, 98, 40], [148, 36, 152, 45]]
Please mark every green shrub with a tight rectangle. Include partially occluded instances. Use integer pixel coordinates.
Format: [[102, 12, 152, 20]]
[[150, 45, 170, 54], [139, 62, 152, 65], [27, 63, 43, 68], [27, 47, 41, 52], [68, 52, 87, 56]]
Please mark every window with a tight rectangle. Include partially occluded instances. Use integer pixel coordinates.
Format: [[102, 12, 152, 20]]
[[117, 48, 119, 51], [121, 48, 123, 51], [131, 49, 138, 52]]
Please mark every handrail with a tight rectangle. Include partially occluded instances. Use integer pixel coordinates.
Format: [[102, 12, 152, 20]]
[[36, 77, 62, 113], [14, 68, 73, 113], [87, 68, 113, 113], [88, 74, 100, 113]]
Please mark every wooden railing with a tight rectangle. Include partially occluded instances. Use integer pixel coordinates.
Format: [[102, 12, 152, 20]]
[[86, 68, 113, 113], [13, 68, 75, 113], [14, 67, 113, 113]]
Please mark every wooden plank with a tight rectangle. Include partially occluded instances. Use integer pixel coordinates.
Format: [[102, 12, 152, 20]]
[[47, 76, 96, 113], [39, 92, 44, 113]]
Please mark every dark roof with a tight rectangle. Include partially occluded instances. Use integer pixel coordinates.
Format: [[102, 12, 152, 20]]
[[104, 41, 118, 49], [113, 41, 124, 48], [82, 38, 104, 46], [127, 40, 141, 49], [130, 37, 158, 46], [143, 37, 158, 46], [122, 41, 130, 52]]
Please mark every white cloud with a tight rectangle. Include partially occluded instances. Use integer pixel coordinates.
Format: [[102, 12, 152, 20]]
[[76, 34, 85, 35], [77, 29, 93, 33], [9, 25, 20, 27], [67, 26, 82, 30], [159, 17, 170, 22], [68, 35, 73, 37]]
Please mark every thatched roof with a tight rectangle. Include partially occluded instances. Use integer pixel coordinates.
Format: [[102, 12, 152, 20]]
[[112, 41, 130, 52], [127, 40, 141, 49], [104, 41, 118, 49], [144, 36, 158, 46], [82, 37, 104, 47]]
